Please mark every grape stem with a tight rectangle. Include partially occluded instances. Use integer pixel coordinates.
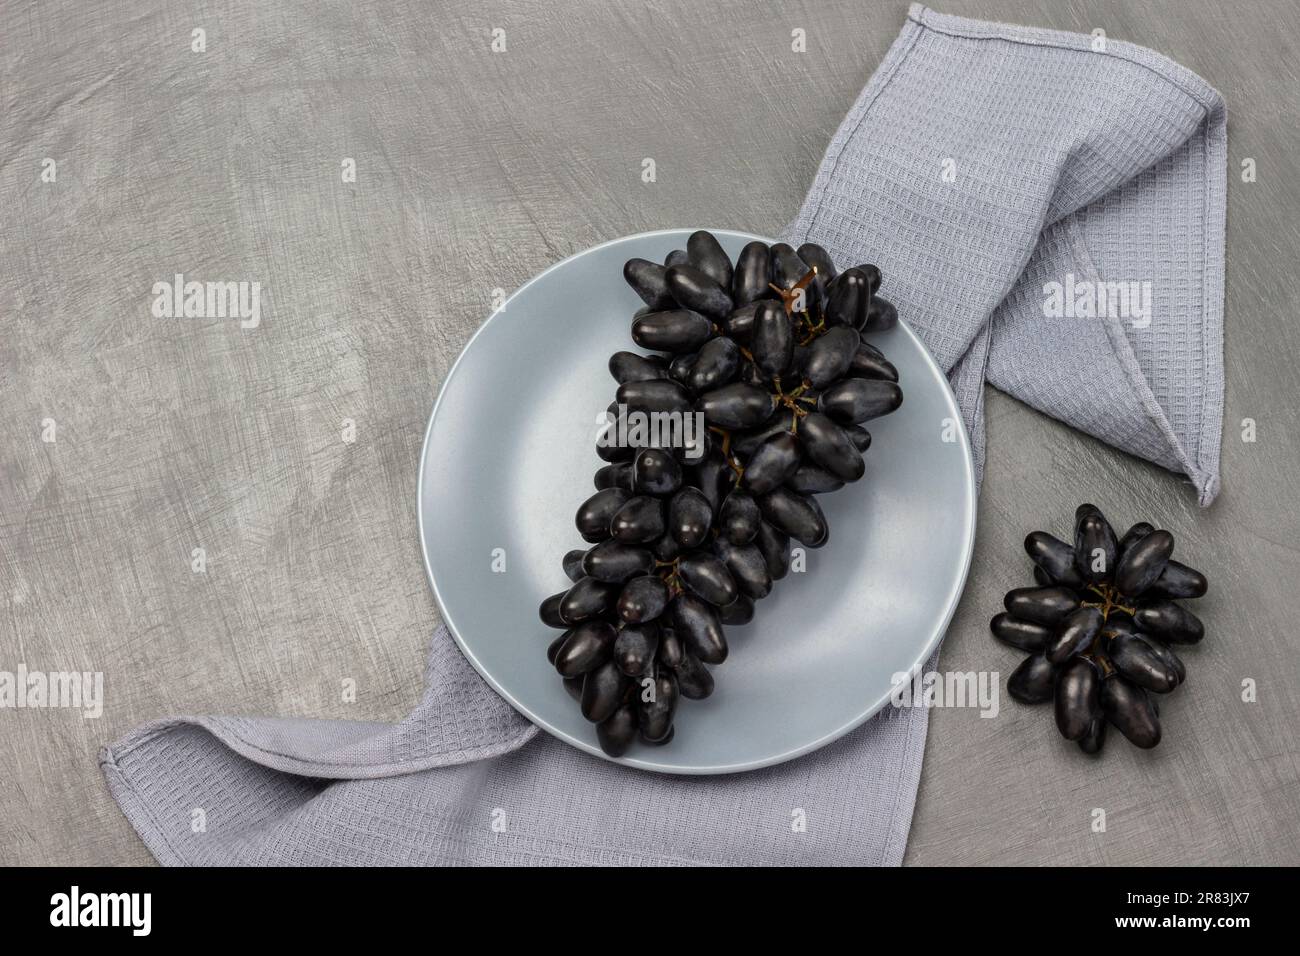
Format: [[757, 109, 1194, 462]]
[[1080, 584, 1135, 677], [1081, 584, 1137, 620]]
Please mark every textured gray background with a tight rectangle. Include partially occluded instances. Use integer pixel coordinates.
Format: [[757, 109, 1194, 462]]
[[2, 0, 1297, 865]]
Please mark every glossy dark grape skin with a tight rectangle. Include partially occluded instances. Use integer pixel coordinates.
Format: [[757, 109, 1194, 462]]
[[582, 540, 654, 582], [1008, 653, 1056, 703], [608, 351, 668, 384], [539, 592, 568, 628], [616, 379, 693, 414], [559, 577, 620, 623], [787, 462, 844, 495], [674, 652, 715, 700], [614, 621, 659, 677], [664, 248, 689, 268], [798, 412, 865, 482], [581, 660, 628, 722], [631, 447, 682, 496], [818, 378, 903, 425], [769, 243, 808, 291], [687, 230, 733, 288], [1114, 529, 1174, 596], [1003, 586, 1081, 627], [845, 424, 872, 453], [1145, 639, 1186, 684], [595, 432, 634, 463], [563, 675, 584, 702], [1145, 560, 1208, 599], [686, 447, 732, 513], [719, 593, 755, 625], [554, 620, 617, 677], [623, 258, 676, 310], [1134, 600, 1205, 644], [670, 593, 728, 664], [1055, 657, 1100, 741], [719, 491, 762, 544], [1046, 606, 1103, 665], [756, 521, 791, 580], [678, 552, 739, 606], [847, 343, 899, 382], [596, 703, 639, 756], [742, 431, 801, 495], [548, 634, 569, 665], [758, 487, 828, 548], [638, 669, 679, 741], [1101, 677, 1161, 748], [631, 309, 713, 352], [668, 351, 695, 385], [1109, 633, 1178, 692], [1023, 531, 1085, 589], [610, 495, 666, 544], [796, 242, 837, 284], [714, 538, 772, 600], [666, 264, 734, 320], [658, 628, 684, 668], [667, 487, 712, 548], [651, 532, 681, 562], [562, 549, 587, 583], [1073, 504, 1119, 585], [804, 327, 860, 388], [721, 302, 759, 343], [1117, 521, 1154, 558], [576, 487, 630, 543], [611, 574, 665, 629], [1078, 715, 1107, 754], [752, 300, 794, 376], [686, 336, 741, 392], [863, 295, 897, 333], [825, 267, 870, 329], [730, 408, 795, 459], [696, 383, 777, 429], [641, 725, 675, 746], [989, 612, 1052, 652], [732, 241, 771, 306], [593, 463, 632, 491]]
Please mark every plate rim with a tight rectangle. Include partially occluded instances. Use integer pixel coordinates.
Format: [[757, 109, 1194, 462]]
[[416, 228, 978, 774]]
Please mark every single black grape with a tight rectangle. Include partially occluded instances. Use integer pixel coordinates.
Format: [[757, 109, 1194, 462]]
[[687, 230, 733, 288], [697, 382, 777, 429], [554, 620, 617, 677], [609, 351, 668, 384], [666, 264, 733, 320], [617, 574, 669, 624], [757, 487, 828, 548], [614, 621, 660, 676], [623, 258, 675, 310], [631, 309, 712, 352], [1054, 657, 1100, 741], [670, 593, 728, 664], [732, 241, 771, 307], [582, 540, 654, 582], [631, 447, 682, 496], [818, 378, 903, 425]]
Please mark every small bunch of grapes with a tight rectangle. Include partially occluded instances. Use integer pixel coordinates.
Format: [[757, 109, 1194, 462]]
[[538, 231, 903, 756], [992, 504, 1209, 753]]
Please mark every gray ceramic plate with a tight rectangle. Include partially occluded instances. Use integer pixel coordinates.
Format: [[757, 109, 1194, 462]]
[[418, 229, 976, 774]]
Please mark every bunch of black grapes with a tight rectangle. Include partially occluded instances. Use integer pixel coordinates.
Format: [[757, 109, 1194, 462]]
[[992, 504, 1209, 753], [538, 231, 904, 756]]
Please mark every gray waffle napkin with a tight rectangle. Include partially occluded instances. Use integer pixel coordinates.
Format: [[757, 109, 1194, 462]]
[[102, 5, 1226, 866]]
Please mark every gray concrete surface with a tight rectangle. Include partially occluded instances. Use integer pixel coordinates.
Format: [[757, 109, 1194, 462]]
[[2, 0, 1297, 865]]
